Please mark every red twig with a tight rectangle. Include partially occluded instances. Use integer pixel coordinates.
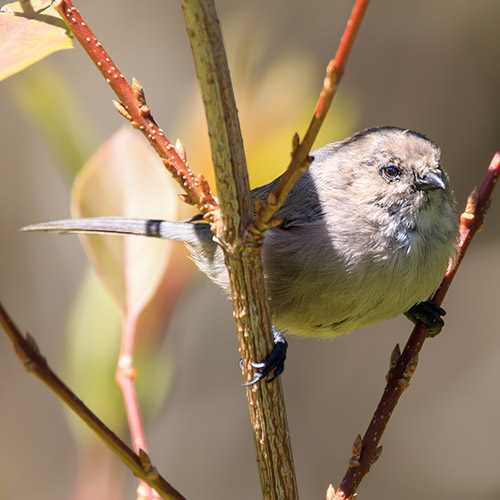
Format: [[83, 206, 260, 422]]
[[116, 311, 158, 500], [337, 148, 500, 499], [245, 0, 371, 243], [326, 483, 357, 500], [50, 0, 218, 219], [0, 302, 187, 500]]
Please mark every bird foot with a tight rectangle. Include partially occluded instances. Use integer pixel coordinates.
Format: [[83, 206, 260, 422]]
[[404, 300, 446, 338], [242, 327, 287, 386]]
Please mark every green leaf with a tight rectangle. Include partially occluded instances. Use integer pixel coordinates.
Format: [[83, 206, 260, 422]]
[[65, 267, 125, 435], [10, 63, 96, 179], [64, 267, 176, 439], [0, 0, 73, 82]]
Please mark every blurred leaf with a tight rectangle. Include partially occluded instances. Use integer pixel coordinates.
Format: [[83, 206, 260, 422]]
[[70, 127, 184, 427], [71, 445, 125, 500], [0, 0, 73, 81], [71, 126, 179, 317], [135, 240, 194, 347], [9, 62, 96, 179], [65, 127, 182, 443], [65, 267, 176, 439], [133, 333, 176, 417], [239, 54, 360, 189], [177, 18, 359, 191], [65, 267, 125, 435]]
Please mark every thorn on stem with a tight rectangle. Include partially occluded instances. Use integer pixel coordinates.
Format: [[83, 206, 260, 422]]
[[25, 333, 41, 354], [326, 484, 337, 500], [349, 434, 363, 467], [243, 224, 265, 247], [138, 449, 159, 479], [326, 58, 336, 77], [13, 344, 33, 371], [386, 343, 401, 381], [175, 138, 187, 162], [399, 354, 418, 390], [14, 333, 44, 372], [352, 434, 362, 460], [116, 361, 137, 384], [139, 104, 151, 116], [292, 132, 300, 152], [461, 187, 478, 224], [112, 100, 132, 121], [326, 485, 351, 500], [268, 217, 283, 228], [370, 446, 383, 466], [177, 193, 195, 205], [267, 192, 277, 207], [198, 173, 209, 192], [132, 78, 146, 105]]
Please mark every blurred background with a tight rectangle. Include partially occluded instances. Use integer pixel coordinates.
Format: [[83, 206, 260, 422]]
[[1, 0, 500, 499]]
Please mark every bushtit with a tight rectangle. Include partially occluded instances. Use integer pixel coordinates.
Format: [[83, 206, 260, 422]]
[[23, 127, 459, 383]]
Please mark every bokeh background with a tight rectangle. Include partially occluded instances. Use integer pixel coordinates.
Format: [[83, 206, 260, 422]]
[[1, 1, 500, 499]]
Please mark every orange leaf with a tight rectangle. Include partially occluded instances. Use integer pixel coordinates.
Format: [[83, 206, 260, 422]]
[[0, 0, 73, 81]]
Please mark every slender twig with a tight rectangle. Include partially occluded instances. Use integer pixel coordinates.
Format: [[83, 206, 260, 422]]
[[337, 148, 500, 499], [180, 1, 298, 498], [116, 311, 158, 499], [50, 0, 218, 219], [245, 0, 371, 244], [0, 302, 186, 500]]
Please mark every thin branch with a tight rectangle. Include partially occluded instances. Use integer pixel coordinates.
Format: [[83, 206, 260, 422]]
[[338, 148, 500, 499], [50, 0, 218, 219], [0, 302, 186, 500], [116, 311, 158, 500], [245, 0, 371, 244], [180, 1, 298, 498]]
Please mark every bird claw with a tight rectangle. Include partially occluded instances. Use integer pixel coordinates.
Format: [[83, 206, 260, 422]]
[[405, 300, 446, 338], [242, 327, 288, 386]]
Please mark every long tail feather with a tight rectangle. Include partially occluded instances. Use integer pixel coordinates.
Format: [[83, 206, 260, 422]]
[[21, 217, 205, 243]]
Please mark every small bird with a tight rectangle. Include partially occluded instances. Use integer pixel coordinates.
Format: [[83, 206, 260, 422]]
[[23, 127, 459, 383]]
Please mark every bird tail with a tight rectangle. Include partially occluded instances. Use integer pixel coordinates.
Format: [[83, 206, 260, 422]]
[[21, 217, 209, 245]]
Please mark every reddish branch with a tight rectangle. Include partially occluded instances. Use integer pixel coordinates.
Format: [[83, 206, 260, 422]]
[[50, 0, 218, 220], [245, 0, 371, 244], [337, 148, 500, 499], [0, 302, 186, 500], [116, 311, 157, 499]]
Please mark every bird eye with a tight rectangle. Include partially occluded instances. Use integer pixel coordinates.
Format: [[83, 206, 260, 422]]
[[381, 165, 401, 181]]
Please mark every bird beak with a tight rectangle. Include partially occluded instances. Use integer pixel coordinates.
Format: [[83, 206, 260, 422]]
[[414, 172, 446, 191]]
